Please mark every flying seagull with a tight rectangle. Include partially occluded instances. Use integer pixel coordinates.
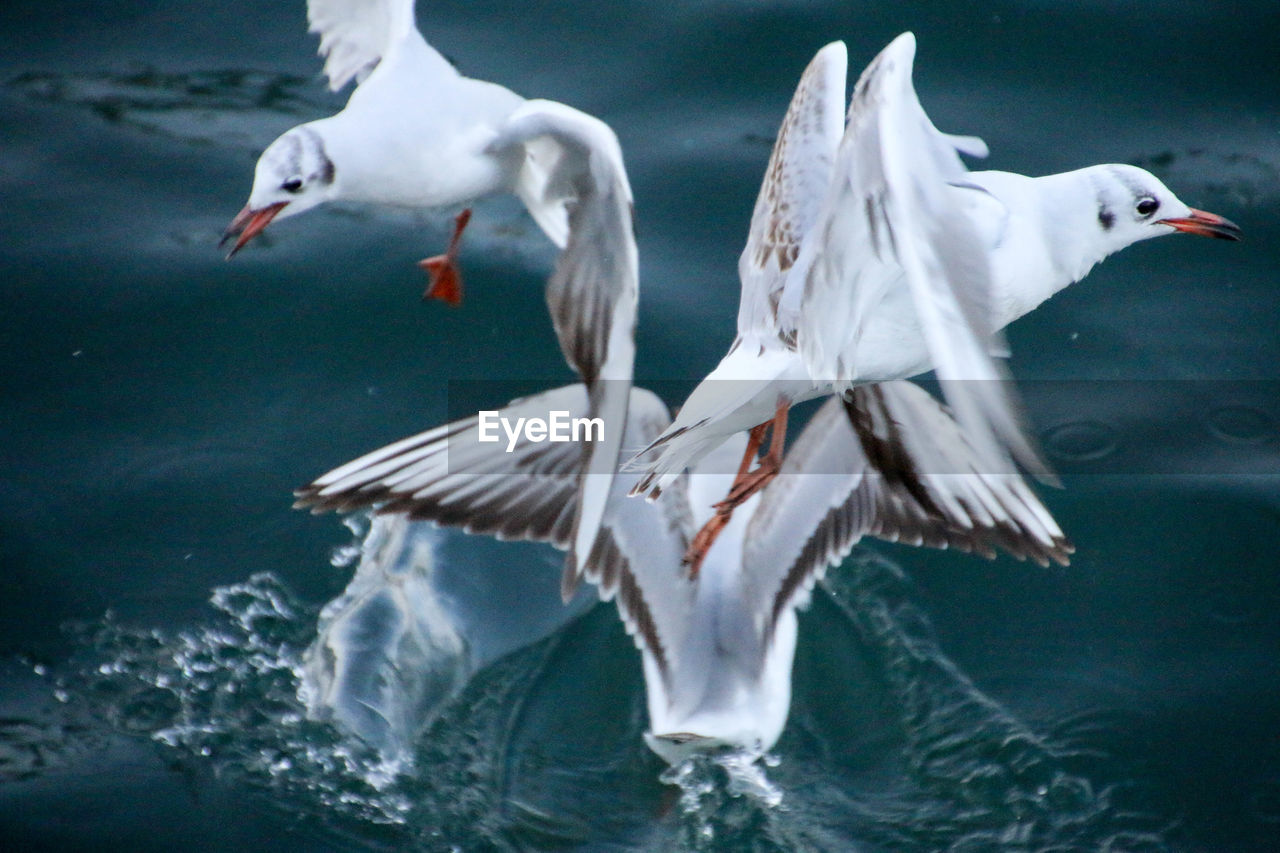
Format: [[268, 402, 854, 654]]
[[628, 34, 1239, 571], [222, 0, 638, 588]]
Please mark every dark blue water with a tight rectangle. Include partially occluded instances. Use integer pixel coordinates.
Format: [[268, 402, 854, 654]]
[[2, 1, 1278, 850]]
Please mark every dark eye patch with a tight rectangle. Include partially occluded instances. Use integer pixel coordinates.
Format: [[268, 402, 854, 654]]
[[1136, 197, 1159, 217]]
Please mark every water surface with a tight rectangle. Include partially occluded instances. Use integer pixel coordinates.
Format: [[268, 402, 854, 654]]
[[2, 1, 1278, 850]]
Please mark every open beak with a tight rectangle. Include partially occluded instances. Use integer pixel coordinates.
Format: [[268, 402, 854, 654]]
[[220, 201, 288, 258], [1159, 208, 1242, 241]]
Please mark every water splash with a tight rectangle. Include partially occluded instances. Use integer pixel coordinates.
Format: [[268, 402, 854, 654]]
[[658, 749, 788, 847], [329, 515, 369, 568], [10, 527, 1183, 850], [662, 748, 784, 811], [53, 572, 416, 834]]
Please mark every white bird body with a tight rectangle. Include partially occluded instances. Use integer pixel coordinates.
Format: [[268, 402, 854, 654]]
[[322, 88, 524, 213], [227, 0, 640, 586], [645, 167, 1148, 480], [640, 443, 796, 763], [276, 30, 543, 226], [296, 381, 1073, 764], [632, 35, 1239, 499]]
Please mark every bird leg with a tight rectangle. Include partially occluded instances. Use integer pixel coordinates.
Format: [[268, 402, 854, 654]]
[[418, 208, 472, 306], [681, 421, 767, 578], [683, 401, 790, 578], [716, 401, 789, 510]]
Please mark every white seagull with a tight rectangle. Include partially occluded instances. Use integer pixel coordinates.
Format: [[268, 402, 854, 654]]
[[629, 34, 1239, 569], [221, 0, 638, 589], [295, 381, 1072, 763]]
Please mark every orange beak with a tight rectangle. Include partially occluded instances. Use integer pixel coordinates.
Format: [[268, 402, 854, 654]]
[[1159, 207, 1242, 241], [221, 201, 289, 258]]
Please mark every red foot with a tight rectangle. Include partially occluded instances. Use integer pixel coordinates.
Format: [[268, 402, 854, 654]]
[[417, 208, 472, 307], [419, 255, 463, 306]]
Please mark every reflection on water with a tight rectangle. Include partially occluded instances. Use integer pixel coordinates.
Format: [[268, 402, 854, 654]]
[[816, 555, 1170, 852], [8, 68, 332, 153], [302, 515, 469, 762], [1131, 149, 1280, 211], [3, 514, 1176, 850]]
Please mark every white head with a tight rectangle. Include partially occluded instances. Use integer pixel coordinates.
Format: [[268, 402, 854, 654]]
[[222, 124, 339, 256], [1088, 164, 1240, 256]]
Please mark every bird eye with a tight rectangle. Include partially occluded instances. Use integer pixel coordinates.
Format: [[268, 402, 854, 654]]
[[281, 177, 304, 193], [1136, 197, 1159, 217]]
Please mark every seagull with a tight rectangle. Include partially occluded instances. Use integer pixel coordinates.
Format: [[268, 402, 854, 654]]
[[628, 34, 1240, 571], [220, 0, 638, 589], [294, 381, 1072, 763]]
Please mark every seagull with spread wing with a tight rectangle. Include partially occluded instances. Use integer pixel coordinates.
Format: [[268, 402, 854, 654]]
[[629, 34, 1239, 572], [295, 382, 1071, 762], [221, 0, 638, 585]]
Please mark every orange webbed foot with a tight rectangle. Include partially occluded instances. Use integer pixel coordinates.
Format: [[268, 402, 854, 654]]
[[417, 208, 473, 307], [418, 255, 463, 306]]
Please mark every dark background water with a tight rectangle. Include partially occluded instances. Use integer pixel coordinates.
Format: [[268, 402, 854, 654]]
[[2, 1, 1278, 850]]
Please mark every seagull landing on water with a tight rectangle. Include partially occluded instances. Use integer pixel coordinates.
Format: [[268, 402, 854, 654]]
[[221, 0, 638, 590], [628, 33, 1240, 573], [294, 381, 1072, 764]]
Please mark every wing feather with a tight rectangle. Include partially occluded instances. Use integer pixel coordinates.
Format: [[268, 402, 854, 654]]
[[736, 41, 847, 342], [743, 383, 1072, 636], [295, 385, 695, 685], [307, 0, 418, 91], [488, 99, 640, 582], [790, 32, 1052, 483], [296, 386, 587, 544]]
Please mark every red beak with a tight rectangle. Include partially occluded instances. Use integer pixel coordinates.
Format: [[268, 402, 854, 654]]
[[1159, 207, 1242, 241], [221, 201, 289, 258]]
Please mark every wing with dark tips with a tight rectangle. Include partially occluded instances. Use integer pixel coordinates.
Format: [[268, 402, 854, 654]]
[[743, 383, 1072, 636]]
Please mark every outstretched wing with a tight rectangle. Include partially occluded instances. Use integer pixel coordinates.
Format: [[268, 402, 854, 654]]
[[736, 41, 847, 343], [489, 99, 640, 585], [786, 32, 1051, 483], [742, 383, 1072, 636], [295, 385, 696, 686], [295, 385, 586, 543], [307, 0, 419, 91], [493, 99, 637, 389]]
